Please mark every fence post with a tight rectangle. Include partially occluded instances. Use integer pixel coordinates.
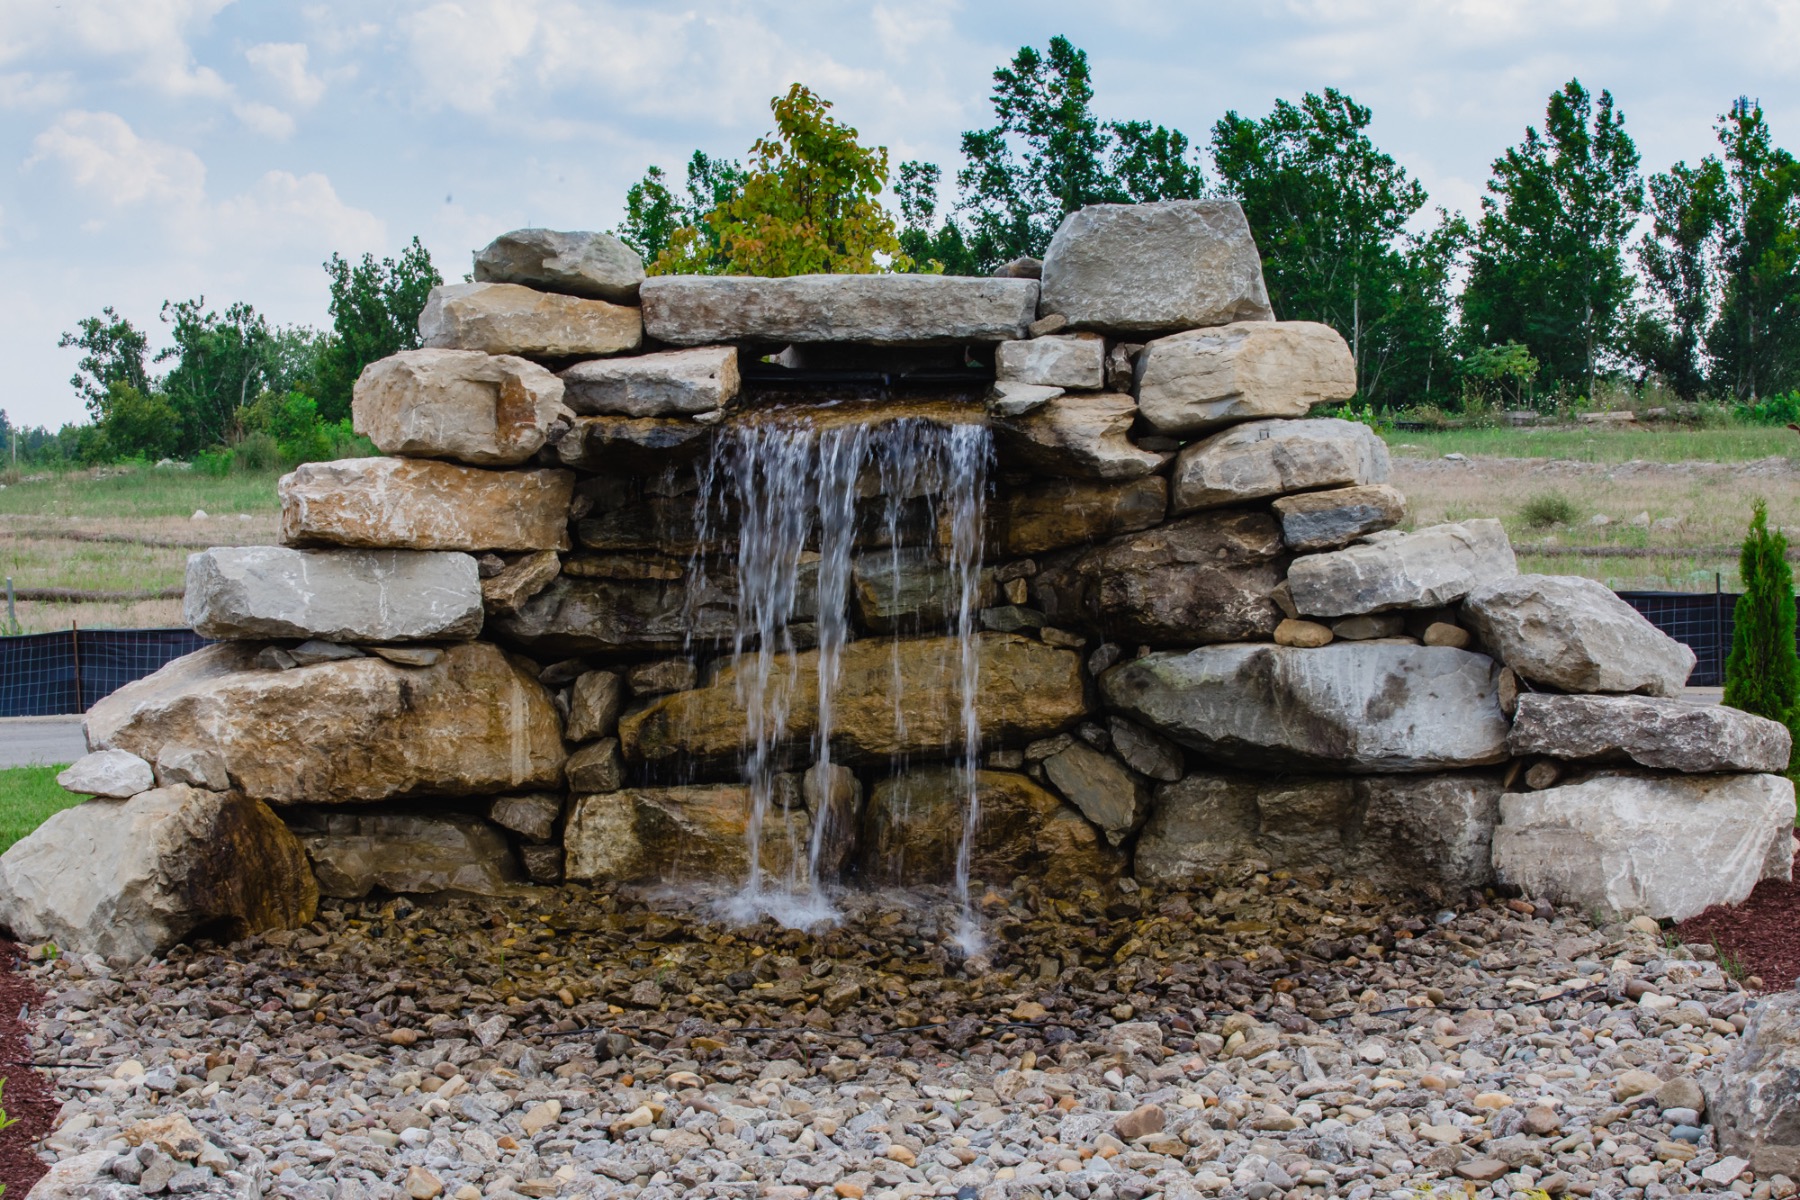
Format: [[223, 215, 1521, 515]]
[[1715, 572, 1725, 688], [4, 577, 13, 631], [70, 620, 81, 714]]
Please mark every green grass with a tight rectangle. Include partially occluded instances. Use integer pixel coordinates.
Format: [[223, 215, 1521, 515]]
[[1384, 425, 1800, 464], [0, 766, 80, 854], [0, 463, 283, 519]]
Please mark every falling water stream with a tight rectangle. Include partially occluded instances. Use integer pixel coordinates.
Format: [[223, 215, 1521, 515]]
[[688, 410, 991, 943]]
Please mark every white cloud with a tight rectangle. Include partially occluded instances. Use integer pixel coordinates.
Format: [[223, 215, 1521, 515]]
[[402, 0, 540, 114], [245, 42, 327, 106], [0, 0, 236, 98], [25, 110, 207, 208], [0, 71, 75, 109], [214, 170, 386, 254], [234, 101, 297, 140]]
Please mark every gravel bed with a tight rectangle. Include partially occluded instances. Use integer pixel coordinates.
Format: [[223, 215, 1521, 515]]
[[19, 871, 1797, 1200]]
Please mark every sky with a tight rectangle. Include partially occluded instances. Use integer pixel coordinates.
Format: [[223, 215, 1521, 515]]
[[3, 0, 1799, 429]]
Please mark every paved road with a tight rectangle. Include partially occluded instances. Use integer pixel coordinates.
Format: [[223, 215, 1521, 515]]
[[0, 716, 87, 769]]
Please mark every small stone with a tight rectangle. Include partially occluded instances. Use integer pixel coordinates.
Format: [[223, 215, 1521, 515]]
[[1524, 760, 1562, 790], [884, 1145, 917, 1167], [57, 749, 155, 799], [1703, 1157, 1753, 1186], [1523, 1106, 1562, 1135], [1274, 618, 1333, 648], [368, 645, 445, 667], [1454, 1158, 1510, 1183], [1612, 1068, 1663, 1101], [519, 1099, 561, 1135], [1655, 1076, 1705, 1114], [1422, 622, 1472, 649], [406, 1165, 446, 1199]]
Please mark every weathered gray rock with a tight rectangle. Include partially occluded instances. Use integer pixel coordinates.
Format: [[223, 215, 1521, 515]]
[[1709, 991, 1800, 1176], [352, 348, 570, 467], [1039, 201, 1274, 334], [1136, 771, 1501, 892], [0, 786, 316, 959], [986, 380, 1062, 418], [1287, 520, 1517, 618], [184, 547, 483, 643], [993, 392, 1170, 480], [291, 811, 520, 898], [559, 346, 739, 417], [480, 549, 562, 615], [420, 281, 642, 357], [1510, 693, 1792, 773], [1492, 772, 1795, 921], [1272, 484, 1408, 551], [554, 414, 714, 474], [640, 274, 1038, 345], [1135, 321, 1356, 435], [486, 793, 564, 842], [1102, 642, 1509, 773], [1170, 418, 1390, 514], [280, 457, 573, 551], [488, 573, 739, 654], [995, 333, 1105, 389], [473, 228, 645, 302], [565, 738, 624, 793], [1463, 573, 1697, 697], [153, 745, 230, 791], [567, 669, 624, 742], [1042, 742, 1149, 845], [56, 749, 153, 798], [1033, 510, 1286, 646], [1107, 717, 1184, 782], [287, 639, 366, 666], [989, 475, 1167, 557]]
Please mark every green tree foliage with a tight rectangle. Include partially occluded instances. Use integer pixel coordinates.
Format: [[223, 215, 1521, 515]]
[[1707, 102, 1800, 401], [1212, 89, 1465, 405], [1724, 499, 1800, 764], [1462, 80, 1644, 398], [1633, 158, 1728, 398], [894, 160, 978, 274], [312, 237, 441, 422], [616, 152, 746, 267], [88, 382, 182, 461], [57, 307, 151, 418], [156, 299, 285, 451]]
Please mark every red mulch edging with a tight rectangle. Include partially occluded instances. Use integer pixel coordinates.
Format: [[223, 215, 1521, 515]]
[[0, 941, 54, 1197], [1677, 834, 1800, 990]]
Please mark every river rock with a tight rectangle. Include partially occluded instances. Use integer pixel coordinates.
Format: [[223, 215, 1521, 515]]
[[185, 546, 484, 643], [1135, 321, 1356, 435], [859, 768, 1120, 887], [992, 392, 1170, 480], [640, 274, 1038, 345], [1101, 642, 1509, 772], [1170, 417, 1389, 514], [486, 793, 564, 842], [472, 228, 645, 302], [289, 811, 521, 898], [1287, 519, 1517, 618], [995, 333, 1105, 389], [1042, 742, 1149, 845], [419, 282, 643, 357], [87, 641, 565, 806], [352, 348, 570, 467], [567, 670, 624, 742], [1510, 693, 1792, 773], [279, 457, 574, 551], [0, 785, 316, 959], [554, 414, 714, 474], [1462, 573, 1697, 697], [488, 573, 740, 654], [56, 749, 153, 798], [564, 785, 801, 883], [988, 476, 1167, 557], [1271, 484, 1408, 551], [621, 634, 1087, 767], [1033, 510, 1286, 646], [1038, 201, 1274, 334], [1493, 772, 1796, 921], [559, 346, 740, 417], [1709, 991, 1800, 1176]]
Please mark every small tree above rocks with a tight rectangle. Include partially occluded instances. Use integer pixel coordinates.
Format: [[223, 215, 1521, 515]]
[[1725, 498, 1800, 769]]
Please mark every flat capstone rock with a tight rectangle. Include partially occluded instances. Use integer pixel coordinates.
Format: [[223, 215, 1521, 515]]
[[472, 228, 646, 302], [640, 274, 1039, 346]]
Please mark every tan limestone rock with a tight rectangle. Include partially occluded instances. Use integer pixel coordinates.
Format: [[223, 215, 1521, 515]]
[[280, 457, 573, 551], [419, 282, 643, 357], [987, 476, 1167, 557], [352, 348, 570, 467], [1135, 321, 1355, 435]]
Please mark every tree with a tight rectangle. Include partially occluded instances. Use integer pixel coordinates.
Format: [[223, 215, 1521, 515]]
[[894, 160, 979, 274], [156, 299, 281, 452], [1634, 158, 1727, 398], [616, 152, 746, 267], [91, 381, 182, 462], [1706, 101, 1800, 401], [1724, 498, 1800, 765], [312, 237, 442, 422], [57, 307, 151, 420], [1461, 80, 1643, 397]]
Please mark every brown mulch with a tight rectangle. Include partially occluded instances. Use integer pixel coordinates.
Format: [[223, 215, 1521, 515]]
[[0, 941, 54, 1197], [1678, 834, 1800, 991]]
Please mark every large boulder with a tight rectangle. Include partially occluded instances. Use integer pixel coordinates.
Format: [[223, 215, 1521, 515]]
[[1287, 520, 1517, 618], [559, 346, 740, 417], [1101, 642, 1509, 773], [279, 457, 573, 552], [621, 633, 1087, 767], [1135, 771, 1501, 893], [1034, 510, 1286, 646], [1462, 573, 1696, 698], [859, 768, 1121, 887], [352, 348, 570, 467], [1038, 201, 1274, 334], [995, 333, 1106, 389], [992, 392, 1170, 480], [1271, 484, 1407, 552], [87, 641, 566, 805], [419, 282, 643, 357], [488, 572, 742, 654], [1170, 418, 1389, 514], [1709, 992, 1800, 1177], [0, 786, 317, 959], [640, 274, 1038, 345], [1510, 693, 1792, 773], [1492, 772, 1795, 921], [988, 475, 1168, 557], [472, 228, 645, 302], [184, 546, 483, 643], [289, 810, 521, 898], [1135, 321, 1356, 435]]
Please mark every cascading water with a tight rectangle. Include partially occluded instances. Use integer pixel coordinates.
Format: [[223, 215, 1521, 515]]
[[688, 410, 992, 937]]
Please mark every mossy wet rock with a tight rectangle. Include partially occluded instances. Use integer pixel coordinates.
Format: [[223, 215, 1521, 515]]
[[1170, 417, 1390, 514], [1041, 742, 1149, 845], [554, 415, 715, 474], [87, 642, 565, 806], [1510, 692, 1791, 773], [1033, 510, 1286, 646], [1135, 321, 1356, 435], [1462, 573, 1697, 697], [487, 573, 744, 654], [858, 768, 1121, 887], [621, 634, 1087, 768], [279, 457, 574, 552], [988, 476, 1167, 557], [289, 810, 522, 899], [1101, 642, 1509, 773], [1287, 520, 1518, 618], [419, 282, 643, 357], [351, 348, 570, 467], [185, 546, 484, 644], [992, 392, 1170, 481], [472, 228, 646, 302], [640, 274, 1039, 345], [563, 785, 811, 884], [849, 548, 994, 634], [0, 786, 317, 960]]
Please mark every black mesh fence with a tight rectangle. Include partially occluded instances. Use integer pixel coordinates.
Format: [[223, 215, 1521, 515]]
[[0, 628, 210, 718], [1615, 591, 1740, 688]]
